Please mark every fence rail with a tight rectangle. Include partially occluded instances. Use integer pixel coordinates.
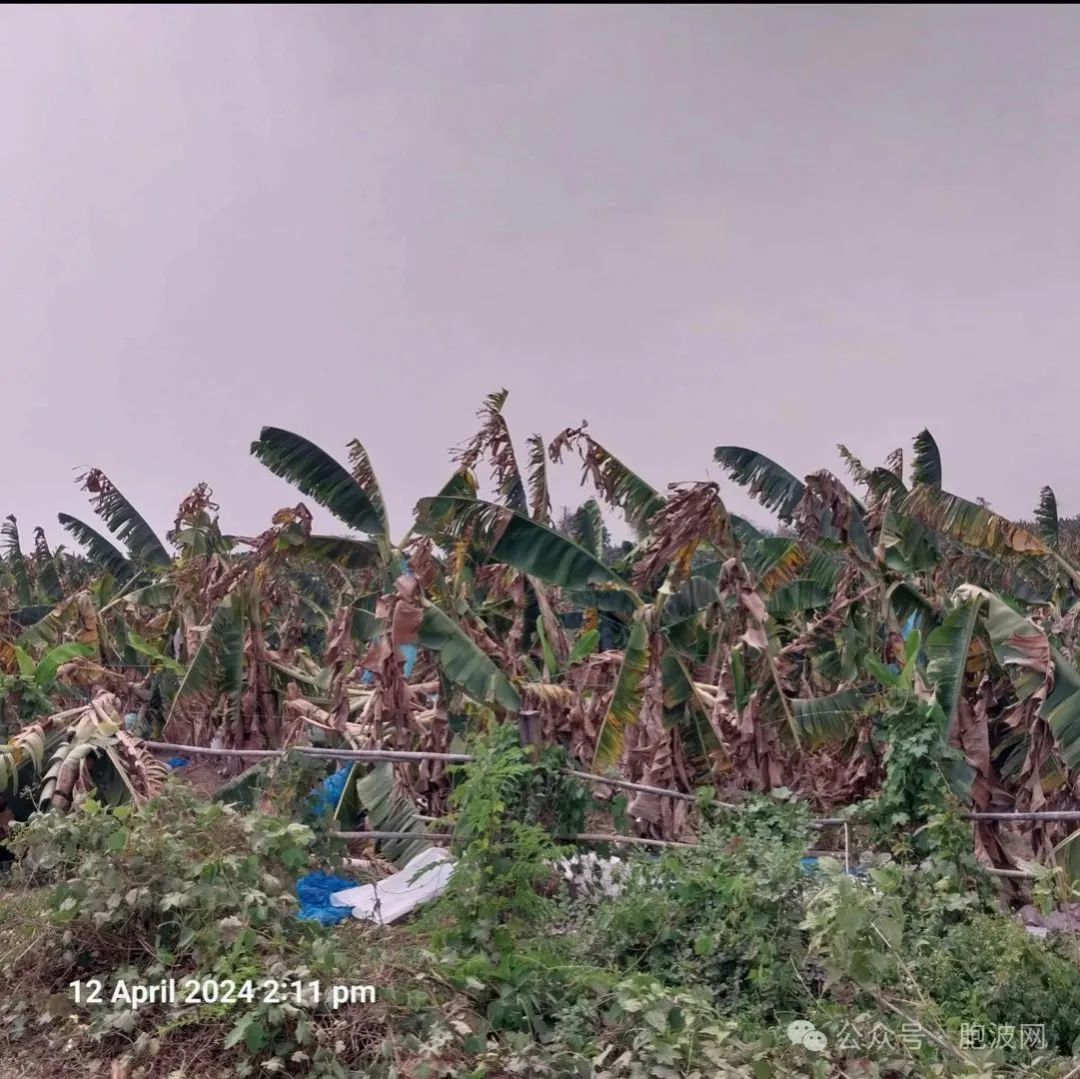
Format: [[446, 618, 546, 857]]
[[141, 739, 1080, 828]]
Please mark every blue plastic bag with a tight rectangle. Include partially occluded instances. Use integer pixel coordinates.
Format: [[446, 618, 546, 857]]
[[360, 640, 418, 684], [801, 856, 864, 878], [295, 872, 357, 925], [306, 765, 352, 818], [360, 560, 418, 684]]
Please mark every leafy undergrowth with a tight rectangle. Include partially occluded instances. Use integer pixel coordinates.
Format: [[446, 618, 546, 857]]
[[4, 736, 1080, 1077]]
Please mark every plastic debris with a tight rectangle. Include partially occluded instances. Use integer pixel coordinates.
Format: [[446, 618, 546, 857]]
[[361, 642, 418, 685], [1017, 902, 1080, 934], [360, 561, 418, 684], [166, 757, 191, 770], [306, 765, 352, 818], [124, 712, 150, 738], [558, 852, 624, 898], [296, 872, 360, 925], [330, 846, 455, 924], [800, 856, 865, 878]]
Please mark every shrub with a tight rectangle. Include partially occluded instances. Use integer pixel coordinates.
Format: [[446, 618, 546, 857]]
[[431, 724, 585, 954], [421, 725, 604, 1037], [919, 914, 1080, 1056], [581, 793, 813, 1021], [3, 782, 366, 1077], [9, 781, 314, 973]]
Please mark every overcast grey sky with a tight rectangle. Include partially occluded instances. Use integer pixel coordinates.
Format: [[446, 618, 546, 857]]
[[2, 5, 1078, 545]]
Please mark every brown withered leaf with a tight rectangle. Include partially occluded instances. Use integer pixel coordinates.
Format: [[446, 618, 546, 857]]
[[955, 696, 993, 809], [794, 471, 867, 554], [758, 544, 807, 592], [451, 390, 527, 511], [622, 630, 693, 840], [323, 606, 354, 669], [404, 537, 440, 592], [75, 591, 100, 646], [739, 589, 768, 625], [1003, 630, 1052, 675], [170, 482, 220, 537], [740, 626, 769, 651], [390, 575, 423, 647], [506, 574, 527, 661], [631, 483, 731, 591], [1017, 714, 1053, 811], [547, 422, 587, 467], [547, 422, 664, 531]]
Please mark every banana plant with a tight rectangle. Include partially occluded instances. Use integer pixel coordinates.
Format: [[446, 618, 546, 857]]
[[1, 517, 82, 615], [58, 468, 171, 585], [416, 480, 732, 781], [0, 693, 169, 818]]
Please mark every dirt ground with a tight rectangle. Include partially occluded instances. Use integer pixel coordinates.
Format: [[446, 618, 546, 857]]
[[163, 754, 233, 797]]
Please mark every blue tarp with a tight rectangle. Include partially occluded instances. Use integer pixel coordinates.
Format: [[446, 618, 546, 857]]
[[801, 856, 864, 878], [306, 765, 353, 818], [886, 613, 921, 674], [360, 642, 418, 685], [360, 560, 418, 685], [166, 757, 190, 770], [295, 871, 358, 925]]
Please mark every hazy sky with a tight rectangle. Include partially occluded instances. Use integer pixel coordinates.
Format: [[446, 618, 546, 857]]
[[3, 5, 1079, 547]]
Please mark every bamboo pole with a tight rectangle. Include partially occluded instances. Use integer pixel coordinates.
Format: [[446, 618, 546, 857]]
[[142, 741, 281, 759], [332, 830, 454, 841], [562, 769, 699, 804], [966, 811, 1080, 822], [135, 740, 1056, 875], [557, 832, 696, 849], [297, 747, 473, 764], [331, 829, 693, 850], [141, 739, 1080, 826], [143, 741, 719, 807]]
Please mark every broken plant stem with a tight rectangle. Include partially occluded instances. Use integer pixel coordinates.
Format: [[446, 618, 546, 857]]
[[868, 989, 975, 1068]]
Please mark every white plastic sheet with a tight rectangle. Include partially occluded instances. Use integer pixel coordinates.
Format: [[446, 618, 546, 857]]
[[329, 846, 456, 925]]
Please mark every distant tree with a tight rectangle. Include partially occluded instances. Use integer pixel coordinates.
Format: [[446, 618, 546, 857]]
[[556, 501, 632, 566]]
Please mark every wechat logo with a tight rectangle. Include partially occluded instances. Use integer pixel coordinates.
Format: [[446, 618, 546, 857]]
[[786, 1019, 828, 1052]]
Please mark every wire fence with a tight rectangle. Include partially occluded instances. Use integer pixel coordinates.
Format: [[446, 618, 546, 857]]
[[135, 738, 1067, 879], [141, 739, 1080, 829]]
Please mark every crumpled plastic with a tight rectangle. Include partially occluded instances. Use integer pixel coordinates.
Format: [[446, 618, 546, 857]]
[[295, 871, 360, 925]]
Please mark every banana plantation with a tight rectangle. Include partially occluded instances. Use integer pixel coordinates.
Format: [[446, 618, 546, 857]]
[[4, 392, 1079, 859], [7, 390, 1080, 1076]]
